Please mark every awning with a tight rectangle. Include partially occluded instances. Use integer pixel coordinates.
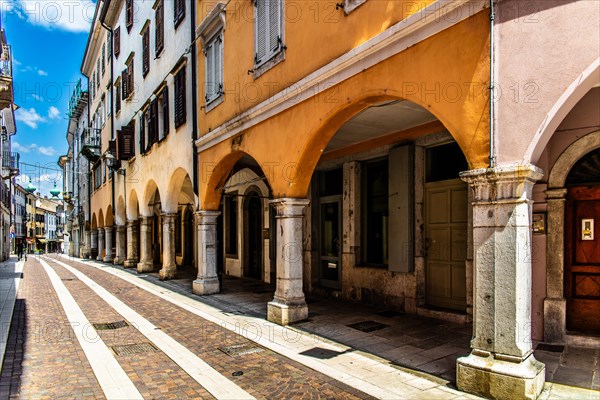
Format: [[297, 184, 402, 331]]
[[38, 239, 48, 243]]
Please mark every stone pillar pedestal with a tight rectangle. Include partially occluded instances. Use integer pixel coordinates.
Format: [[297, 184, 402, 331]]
[[113, 225, 126, 265], [103, 227, 113, 263], [159, 213, 177, 280], [83, 229, 92, 259], [457, 165, 545, 400], [192, 211, 221, 295], [543, 188, 568, 343], [124, 220, 139, 268], [267, 198, 310, 326], [137, 217, 154, 273], [96, 228, 105, 261]]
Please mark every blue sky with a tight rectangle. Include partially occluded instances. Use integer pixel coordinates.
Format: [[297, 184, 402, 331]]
[[1, 0, 95, 196]]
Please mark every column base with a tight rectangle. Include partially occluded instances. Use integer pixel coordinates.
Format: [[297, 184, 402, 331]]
[[457, 351, 545, 400], [103, 256, 113, 263], [192, 277, 220, 295], [124, 259, 138, 268], [267, 300, 308, 326], [113, 257, 124, 265], [543, 297, 566, 343], [96, 255, 103, 261], [159, 265, 177, 280], [137, 261, 154, 273]]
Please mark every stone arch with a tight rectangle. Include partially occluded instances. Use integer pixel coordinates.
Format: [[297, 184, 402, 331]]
[[526, 59, 600, 165], [97, 209, 105, 228], [116, 196, 126, 226], [105, 205, 114, 227], [91, 213, 98, 229], [164, 167, 196, 213], [141, 179, 160, 217], [548, 130, 600, 189], [127, 189, 140, 220]]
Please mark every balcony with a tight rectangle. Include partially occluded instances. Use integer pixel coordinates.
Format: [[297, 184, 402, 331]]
[[0, 40, 13, 110], [68, 79, 88, 120], [80, 128, 101, 162], [1, 151, 19, 178]]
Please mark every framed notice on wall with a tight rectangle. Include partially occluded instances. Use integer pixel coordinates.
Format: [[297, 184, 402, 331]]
[[532, 213, 546, 234]]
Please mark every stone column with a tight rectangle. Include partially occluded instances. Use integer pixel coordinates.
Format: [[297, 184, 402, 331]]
[[543, 188, 568, 343], [137, 217, 154, 273], [192, 210, 221, 295], [113, 225, 126, 265], [90, 229, 98, 259], [84, 229, 92, 258], [103, 227, 113, 262], [457, 165, 545, 400], [267, 198, 310, 326], [74, 228, 81, 258], [96, 228, 104, 261], [159, 213, 177, 280], [124, 220, 139, 268]]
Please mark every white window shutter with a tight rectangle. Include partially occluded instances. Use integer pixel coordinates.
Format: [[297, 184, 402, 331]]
[[216, 36, 223, 94], [255, 0, 267, 64], [205, 41, 214, 101], [268, 0, 281, 56]]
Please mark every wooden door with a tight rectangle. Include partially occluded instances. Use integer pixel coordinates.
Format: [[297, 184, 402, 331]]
[[246, 193, 263, 280], [319, 196, 342, 289], [425, 179, 468, 311], [565, 185, 600, 333]]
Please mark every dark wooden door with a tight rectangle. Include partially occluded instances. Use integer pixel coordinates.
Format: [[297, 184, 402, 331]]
[[246, 193, 263, 280], [565, 185, 600, 333]]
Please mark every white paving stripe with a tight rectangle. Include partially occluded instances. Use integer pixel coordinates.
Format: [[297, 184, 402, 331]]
[[38, 258, 144, 400], [60, 256, 449, 399], [46, 257, 255, 400]]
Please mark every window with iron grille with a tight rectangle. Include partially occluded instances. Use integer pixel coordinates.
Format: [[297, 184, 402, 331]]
[[126, 0, 134, 31], [174, 67, 186, 128], [155, 0, 164, 56], [174, 0, 185, 28], [204, 32, 223, 105], [114, 27, 121, 57], [142, 28, 150, 77], [254, 0, 284, 69]]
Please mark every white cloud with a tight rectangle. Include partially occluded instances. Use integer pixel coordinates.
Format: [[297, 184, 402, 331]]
[[12, 142, 58, 157], [15, 107, 46, 129], [47, 106, 61, 119], [12, 141, 31, 153], [37, 69, 48, 76], [35, 145, 58, 157], [31, 94, 44, 102], [4, 0, 95, 33], [12, 58, 21, 66]]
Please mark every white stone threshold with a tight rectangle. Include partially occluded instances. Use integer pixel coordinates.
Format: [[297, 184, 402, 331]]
[[65, 256, 480, 400]]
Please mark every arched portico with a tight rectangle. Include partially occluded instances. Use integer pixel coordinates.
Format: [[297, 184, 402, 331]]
[[124, 189, 140, 269]]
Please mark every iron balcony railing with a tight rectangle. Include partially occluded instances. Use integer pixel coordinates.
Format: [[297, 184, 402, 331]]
[[2, 151, 19, 170], [80, 128, 101, 162], [0, 44, 12, 78]]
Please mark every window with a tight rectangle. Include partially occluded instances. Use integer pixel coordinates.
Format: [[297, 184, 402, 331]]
[[174, 0, 185, 27], [139, 112, 146, 154], [155, 0, 164, 56], [114, 27, 121, 57], [126, 0, 134, 31], [158, 85, 169, 140], [96, 59, 101, 88], [147, 99, 158, 149], [362, 159, 388, 266], [102, 43, 106, 76], [115, 80, 121, 113], [174, 67, 186, 128], [204, 33, 223, 105], [142, 28, 150, 77], [107, 32, 112, 57], [254, 0, 284, 68], [225, 194, 238, 257], [122, 56, 134, 100]]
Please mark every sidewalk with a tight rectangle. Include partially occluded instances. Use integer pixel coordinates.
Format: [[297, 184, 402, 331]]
[[0, 256, 23, 370]]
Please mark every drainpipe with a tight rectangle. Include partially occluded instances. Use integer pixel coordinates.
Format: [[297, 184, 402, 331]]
[[489, 0, 496, 169], [190, 0, 199, 199]]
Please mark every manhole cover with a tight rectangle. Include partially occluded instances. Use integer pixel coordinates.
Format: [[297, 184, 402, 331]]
[[219, 343, 264, 357], [376, 310, 402, 318], [536, 343, 564, 353], [93, 320, 129, 330], [112, 342, 159, 356], [348, 320, 389, 333]]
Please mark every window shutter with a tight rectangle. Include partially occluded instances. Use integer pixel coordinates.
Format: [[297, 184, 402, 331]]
[[107, 32, 112, 57], [388, 144, 414, 273], [115, 84, 121, 113], [126, 0, 133, 30], [142, 29, 150, 76], [114, 27, 121, 57], [205, 41, 214, 101], [268, 0, 281, 56], [102, 43, 106, 75], [174, 68, 186, 128], [116, 129, 123, 159], [108, 139, 117, 156], [162, 86, 169, 137], [127, 58, 134, 96], [118, 125, 135, 160], [174, 0, 185, 26], [155, 1, 164, 55], [150, 98, 158, 145], [216, 36, 222, 96], [139, 113, 146, 153], [121, 69, 128, 99], [255, 0, 267, 65]]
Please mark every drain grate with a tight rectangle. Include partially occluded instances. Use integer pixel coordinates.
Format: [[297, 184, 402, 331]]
[[112, 342, 159, 356], [93, 320, 129, 330], [376, 310, 402, 318], [348, 320, 389, 333], [536, 343, 565, 353], [219, 343, 264, 357]]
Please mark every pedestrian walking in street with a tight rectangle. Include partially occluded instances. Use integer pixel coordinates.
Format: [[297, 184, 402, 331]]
[[16, 242, 23, 261]]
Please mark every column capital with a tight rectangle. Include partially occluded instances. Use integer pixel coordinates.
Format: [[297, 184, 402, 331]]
[[545, 188, 568, 200], [161, 212, 177, 219], [139, 216, 153, 226], [269, 198, 310, 217], [194, 210, 221, 224], [104, 226, 113, 232], [460, 164, 543, 202], [126, 219, 139, 227]]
